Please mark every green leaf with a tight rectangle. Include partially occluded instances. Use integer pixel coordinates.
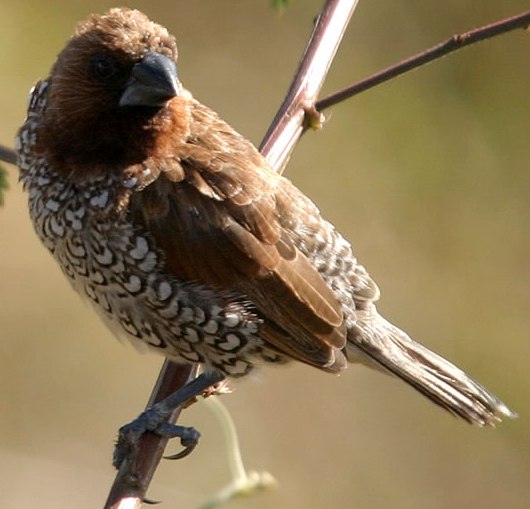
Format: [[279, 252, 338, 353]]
[[271, 0, 290, 12], [0, 164, 8, 206]]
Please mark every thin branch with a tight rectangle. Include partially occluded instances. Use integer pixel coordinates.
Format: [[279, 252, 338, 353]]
[[260, 0, 359, 173], [316, 9, 530, 111], [0, 144, 16, 165]]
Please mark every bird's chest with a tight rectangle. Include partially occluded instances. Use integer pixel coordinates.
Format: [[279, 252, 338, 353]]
[[23, 168, 160, 318], [22, 172, 279, 374]]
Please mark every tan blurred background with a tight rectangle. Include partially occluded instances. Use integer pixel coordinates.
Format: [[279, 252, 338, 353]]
[[1, 1, 529, 507]]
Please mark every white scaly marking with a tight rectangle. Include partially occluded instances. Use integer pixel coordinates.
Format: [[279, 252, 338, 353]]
[[45, 199, 60, 211], [203, 320, 219, 334], [50, 216, 65, 236], [157, 281, 172, 301], [219, 333, 241, 351], [223, 312, 239, 328], [94, 246, 114, 266], [179, 307, 194, 322], [138, 252, 157, 272], [130, 236, 149, 260], [89, 190, 109, 208], [184, 327, 200, 343], [124, 275, 142, 293]]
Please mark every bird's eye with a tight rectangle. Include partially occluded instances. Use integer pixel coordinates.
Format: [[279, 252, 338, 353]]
[[91, 55, 118, 80]]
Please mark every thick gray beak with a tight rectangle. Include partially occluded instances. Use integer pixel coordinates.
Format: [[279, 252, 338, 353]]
[[119, 51, 179, 108]]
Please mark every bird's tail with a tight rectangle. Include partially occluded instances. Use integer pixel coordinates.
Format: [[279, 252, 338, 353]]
[[346, 312, 517, 426]]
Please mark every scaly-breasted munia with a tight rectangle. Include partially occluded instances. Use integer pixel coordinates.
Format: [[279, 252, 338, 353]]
[[17, 8, 514, 451]]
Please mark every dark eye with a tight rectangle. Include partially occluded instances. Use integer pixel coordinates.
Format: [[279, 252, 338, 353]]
[[91, 55, 118, 80]]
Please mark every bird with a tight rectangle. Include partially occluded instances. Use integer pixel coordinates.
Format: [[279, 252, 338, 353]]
[[17, 8, 515, 461]]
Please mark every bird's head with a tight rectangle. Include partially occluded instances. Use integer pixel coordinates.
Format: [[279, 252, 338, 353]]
[[34, 8, 191, 174]]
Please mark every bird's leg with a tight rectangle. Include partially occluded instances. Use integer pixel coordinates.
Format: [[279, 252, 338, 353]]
[[113, 370, 226, 468]]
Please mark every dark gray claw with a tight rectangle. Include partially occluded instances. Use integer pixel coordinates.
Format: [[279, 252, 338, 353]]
[[113, 371, 225, 469]]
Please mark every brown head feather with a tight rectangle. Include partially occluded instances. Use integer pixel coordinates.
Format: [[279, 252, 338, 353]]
[[34, 8, 186, 176]]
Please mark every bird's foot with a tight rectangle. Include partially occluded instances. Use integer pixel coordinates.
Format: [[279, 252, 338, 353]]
[[113, 370, 225, 469], [113, 408, 202, 467]]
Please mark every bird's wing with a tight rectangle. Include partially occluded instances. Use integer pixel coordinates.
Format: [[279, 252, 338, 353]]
[[127, 101, 347, 371]]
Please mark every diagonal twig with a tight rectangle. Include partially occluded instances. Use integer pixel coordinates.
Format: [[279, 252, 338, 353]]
[[0, 144, 17, 165], [316, 9, 530, 111], [260, 0, 359, 173]]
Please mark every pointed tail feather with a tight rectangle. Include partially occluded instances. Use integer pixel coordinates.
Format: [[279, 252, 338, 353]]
[[346, 313, 517, 426]]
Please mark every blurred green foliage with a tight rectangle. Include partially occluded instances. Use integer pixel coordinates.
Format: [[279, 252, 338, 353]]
[[0, 165, 7, 206], [272, 0, 291, 11]]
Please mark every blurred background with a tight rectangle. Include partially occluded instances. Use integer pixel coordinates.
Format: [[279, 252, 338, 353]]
[[0, 1, 528, 508]]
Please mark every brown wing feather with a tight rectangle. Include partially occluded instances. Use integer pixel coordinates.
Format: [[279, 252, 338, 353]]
[[128, 98, 347, 369]]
